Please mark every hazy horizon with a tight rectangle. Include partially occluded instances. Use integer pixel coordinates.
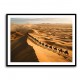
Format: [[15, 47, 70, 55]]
[[11, 18, 72, 24]]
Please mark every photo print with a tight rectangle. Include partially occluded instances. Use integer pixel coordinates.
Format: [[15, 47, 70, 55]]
[[6, 14, 76, 66]]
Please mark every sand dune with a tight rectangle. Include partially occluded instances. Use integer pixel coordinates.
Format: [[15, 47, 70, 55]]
[[11, 23, 72, 62], [27, 38, 68, 62], [11, 35, 39, 62]]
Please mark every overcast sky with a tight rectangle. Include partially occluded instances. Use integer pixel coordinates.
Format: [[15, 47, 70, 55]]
[[11, 18, 72, 24]]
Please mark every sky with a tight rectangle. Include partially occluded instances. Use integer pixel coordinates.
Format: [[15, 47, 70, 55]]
[[11, 18, 72, 24]]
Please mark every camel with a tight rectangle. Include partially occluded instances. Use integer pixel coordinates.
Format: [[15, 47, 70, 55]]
[[49, 46, 52, 49], [58, 48, 63, 53], [45, 44, 48, 47], [53, 47, 57, 52], [41, 42, 44, 46], [63, 50, 69, 55]]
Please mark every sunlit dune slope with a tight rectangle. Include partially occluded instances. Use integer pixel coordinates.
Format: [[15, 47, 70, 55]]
[[27, 38, 68, 62]]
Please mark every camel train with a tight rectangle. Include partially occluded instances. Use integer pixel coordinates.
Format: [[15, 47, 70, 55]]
[[28, 33, 69, 56]]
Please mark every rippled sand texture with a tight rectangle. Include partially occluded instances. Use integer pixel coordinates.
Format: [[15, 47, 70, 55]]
[[11, 23, 72, 62]]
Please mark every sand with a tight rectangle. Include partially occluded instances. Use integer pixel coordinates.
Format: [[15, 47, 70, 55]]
[[27, 38, 68, 62]]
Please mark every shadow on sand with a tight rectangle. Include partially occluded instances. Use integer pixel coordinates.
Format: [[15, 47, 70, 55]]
[[11, 34, 39, 62]]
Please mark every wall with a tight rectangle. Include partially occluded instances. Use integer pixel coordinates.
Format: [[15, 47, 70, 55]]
[[0, 0, 79, 80]]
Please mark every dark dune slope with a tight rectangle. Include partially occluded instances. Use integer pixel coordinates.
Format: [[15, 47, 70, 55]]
[[11, 35, 39, 62]]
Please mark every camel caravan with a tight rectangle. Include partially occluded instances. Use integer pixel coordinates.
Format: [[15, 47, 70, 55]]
[[28, 33, 69, 58]]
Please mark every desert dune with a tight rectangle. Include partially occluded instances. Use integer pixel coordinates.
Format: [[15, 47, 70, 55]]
[[11, 23, 72, 62]]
